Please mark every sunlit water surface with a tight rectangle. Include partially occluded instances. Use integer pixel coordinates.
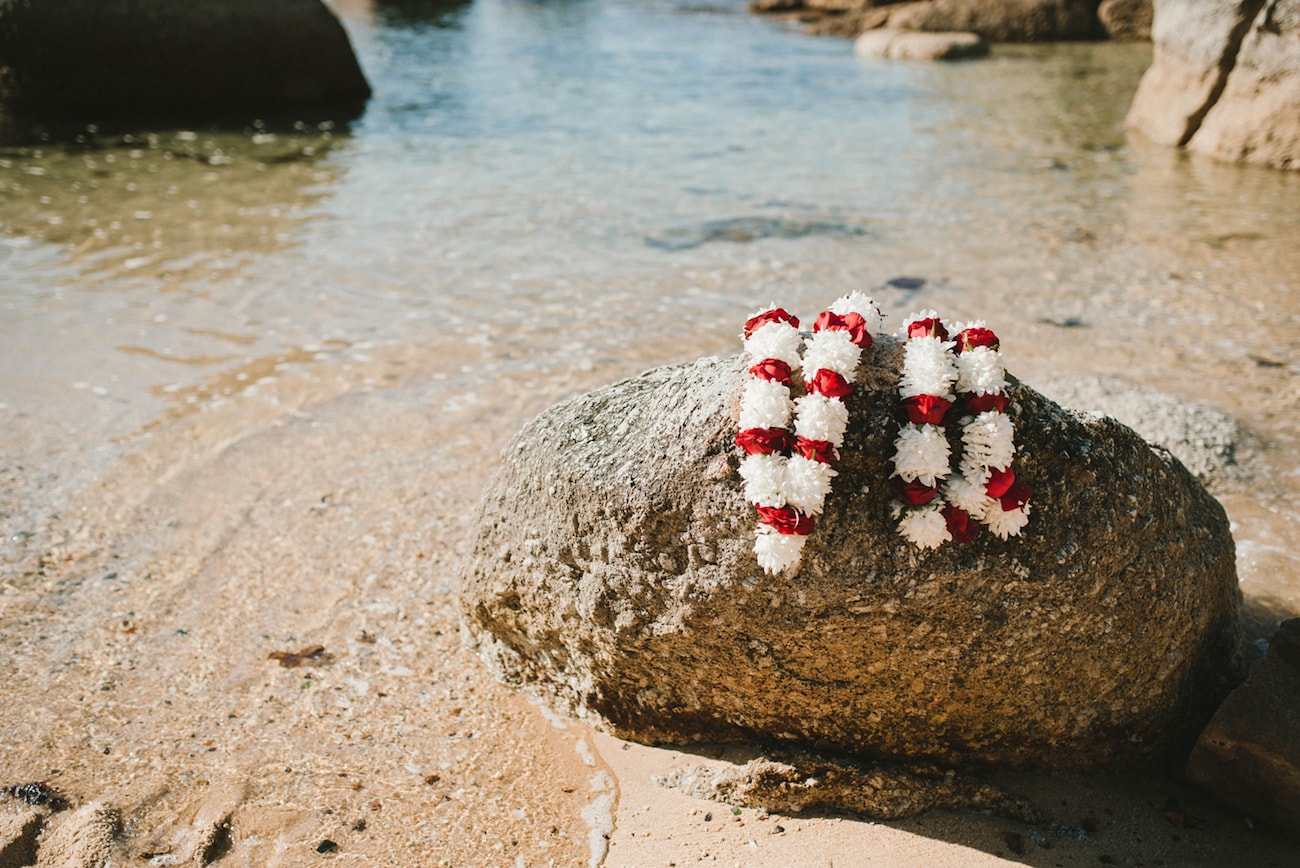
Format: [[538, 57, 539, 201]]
[[2, 0, 1298, 628]]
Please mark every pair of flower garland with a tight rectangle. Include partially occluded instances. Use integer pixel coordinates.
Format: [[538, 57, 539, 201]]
[[736, 293, 883, 574], [890, 311, 1032, 549]]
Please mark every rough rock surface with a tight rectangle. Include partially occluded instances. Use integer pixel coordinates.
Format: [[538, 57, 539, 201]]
[[1126, 0, 1299, 170], [1186, 618, 1300, 836], [750, 0, 1116, 41], [460, 347, 1243, 769], [0, 809, 42, 868], [656, 751, 1041, 820], [854, 29, 990, 60], [0, 0, 371, 118]]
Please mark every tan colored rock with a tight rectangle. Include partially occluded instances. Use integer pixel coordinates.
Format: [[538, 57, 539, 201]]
[[34, 802, 119, 868], [0, 810, 43, 868], [460, 349, 1244, 770], [854, 29, 990, 60], [883, 0, 1101, 41], [1186, 619, 1300, 835], [1188, 0, 1300, 169], [1098, 0, 1153, 40]]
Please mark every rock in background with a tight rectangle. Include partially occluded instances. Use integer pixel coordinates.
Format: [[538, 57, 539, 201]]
[[0, 0, 370, 119], [1126, 0, 1300, 170], [460, 347, 1244, 770]]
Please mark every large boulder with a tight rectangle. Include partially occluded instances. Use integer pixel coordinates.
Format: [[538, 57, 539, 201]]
[[460, 346, 1244, 770], [854, 29, 990, 61], [882, 0, 1103, 42], [1126, 0, 1300, 170], [0, 0, 370, 118], [1097, 0, 1152, 40]]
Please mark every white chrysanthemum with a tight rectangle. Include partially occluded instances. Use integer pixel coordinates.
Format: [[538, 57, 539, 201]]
[[948, 319, 986, 335], [892, 423, 951, 487], [898, 504, 951, 550], [738, 453, 786, 508], [802, 329, 861, 379], [958, 411, 1016, 478], [738, 379, 793, 430], [829, 291, 884, 335], [943, 475, 991, 520], [744, 322, 803, 367], [898, 336, 957, 400], [956, 346, 1007, 396], [793, 394, 850, 447], [755, 525, 806, 574], [784, 455, 837, 515], [985, 503, 1031, 539], [899, 309, 941, 338]]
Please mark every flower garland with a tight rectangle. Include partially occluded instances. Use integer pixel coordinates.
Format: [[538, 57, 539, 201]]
[[736, 293, 882, 574], [890, 314, 1032, 548], [890, 311, 960, 549], [941, 323, 1032, 539]]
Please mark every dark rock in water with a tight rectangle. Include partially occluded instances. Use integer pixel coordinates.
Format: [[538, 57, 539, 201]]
[[645, 216, 870, 251], [882, 0, 1103, 42], [460, 347, 1243, 769], [0, 0, 371, 119], [1186, 618, 1300, 836]]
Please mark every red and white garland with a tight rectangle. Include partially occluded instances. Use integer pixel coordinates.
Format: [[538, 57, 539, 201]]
[[736, 293, 882, 574], [890, 312, 1032, 548]]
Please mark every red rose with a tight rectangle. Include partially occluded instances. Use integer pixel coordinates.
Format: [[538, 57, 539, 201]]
[[955, 327, 1000, 353], [965, 392, 1008, 415], [744, 308, 799, 338], [942, 506, 978, 542], [813, 311, 872, 348], [898, 394, 952, 426], [985, 466, 1015, 499], [796, 437, 838, 464], [906, 316, 948, 341], [806, 368, 853, 398], [891, 478, 939, 506], [756, 505, 816, 535], [735, 427, 793, 455], [1000, 481, 1032, 512], [748, 358, 793, 385]]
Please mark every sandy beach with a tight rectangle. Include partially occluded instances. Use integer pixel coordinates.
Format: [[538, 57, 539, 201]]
[[4, 2, 1300, 864]]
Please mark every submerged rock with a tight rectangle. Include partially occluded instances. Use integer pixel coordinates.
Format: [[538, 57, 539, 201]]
[[460, 348, 1243, 769], [1126, 0, 1300, 170], [0, 0, 371, 119], [854, 29, 990, 61], [1186, 618, 1300, 836]]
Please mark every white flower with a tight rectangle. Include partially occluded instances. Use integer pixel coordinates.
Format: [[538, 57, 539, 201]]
[[829, 291, 884, 335], [898, 504, 951, 550], [738, 378, 793, 430], [943, 475, 991, 520], [892, 423, 951, 488], [754, 525, 806, 574], [956, 346, 1007, 396], [745, 322, 803, 368], [739, 453, 787, 507], [985, 503, 1031, 539], [793, 393, 850, 446], [802, 329, 861, 379], [898, 336, 957, 400], [957, 411, 1015, 479], [784, 454, 836, 515]]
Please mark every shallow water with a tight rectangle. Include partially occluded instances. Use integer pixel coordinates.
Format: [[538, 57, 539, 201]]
[[2, 1, 1299, 615]]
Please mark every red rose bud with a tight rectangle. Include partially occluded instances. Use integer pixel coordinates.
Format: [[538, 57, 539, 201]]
[[906, 316, 949, 341], [891, 478, 939, 506], [985, 466, 1015, 499], [1000, 481, 1032, 512], [735, 427, 794, 455], [942, 506, 978, 543], [756, 505, 816, 535], [744, 308, 799, 338], [813, 310, 872, 348], [899, 394, 952, 426], [748, 358, 793, 385], [955, 327, 1000, 353], [965, 391, 1009, 415], [796, 437, 838, 464], [806, 368, 854, 398]]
